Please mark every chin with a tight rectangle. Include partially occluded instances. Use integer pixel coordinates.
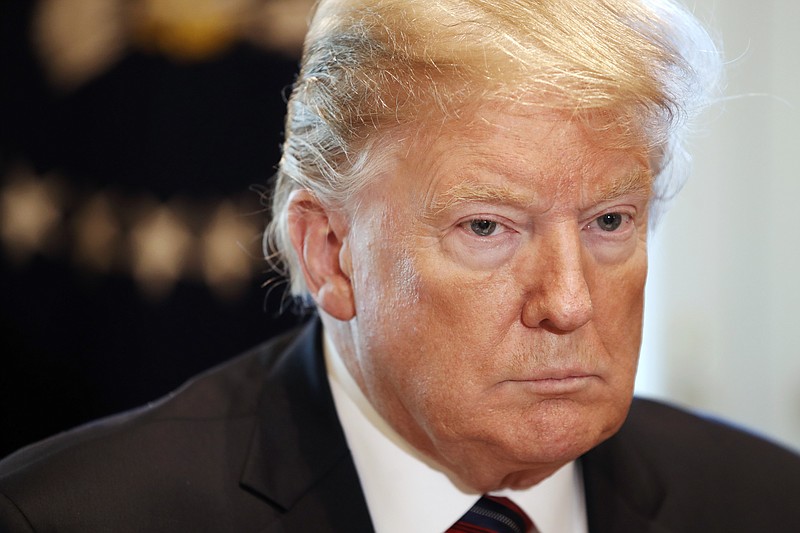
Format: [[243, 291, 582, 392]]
[[514, 401, 628, 464]]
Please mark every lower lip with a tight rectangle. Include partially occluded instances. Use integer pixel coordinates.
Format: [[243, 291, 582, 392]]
[[510, 376, 597, 395]]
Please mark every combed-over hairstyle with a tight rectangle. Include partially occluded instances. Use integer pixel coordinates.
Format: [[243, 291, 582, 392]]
[[266, 0, 722, 296]]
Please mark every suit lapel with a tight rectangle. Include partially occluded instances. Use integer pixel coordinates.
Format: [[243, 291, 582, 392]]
[[581, 399, 672, 533], [239, 319, 375, 532]]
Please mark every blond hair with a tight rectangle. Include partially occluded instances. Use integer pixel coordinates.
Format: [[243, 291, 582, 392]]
[[266, 0, 722, 296]]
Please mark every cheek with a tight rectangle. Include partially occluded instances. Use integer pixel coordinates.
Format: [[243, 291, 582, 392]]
[[353, 230, 421, 310], [590, 233, 647, 308], [590, 251, 648, 370], [350, 237, 440, 377], [417, 261, 521, 353], [365, 248, 513, 376], [392, 268, 530, 422]]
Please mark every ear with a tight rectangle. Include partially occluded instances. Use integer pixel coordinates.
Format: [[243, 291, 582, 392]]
[[287, 190, 355, 321]]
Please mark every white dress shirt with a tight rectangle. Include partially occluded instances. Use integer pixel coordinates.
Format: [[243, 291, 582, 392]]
[[324, 331, 589, 533]]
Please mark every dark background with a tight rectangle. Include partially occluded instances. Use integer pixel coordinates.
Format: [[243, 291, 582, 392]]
[[0, 0, 308, 457]]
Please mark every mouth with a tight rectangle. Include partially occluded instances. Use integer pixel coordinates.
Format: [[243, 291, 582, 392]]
[[506, 373, 599, 396]]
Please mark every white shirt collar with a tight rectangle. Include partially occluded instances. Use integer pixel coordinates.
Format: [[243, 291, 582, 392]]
[[324, 329, 588, 533]]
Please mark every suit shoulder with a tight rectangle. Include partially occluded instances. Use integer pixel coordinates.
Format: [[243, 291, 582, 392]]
[[624, 397, 800, 470], [583, 398, 800, 531], [1, 328, 298, 473], [0, 326, 306, 531], [625, 399, 799, 509]]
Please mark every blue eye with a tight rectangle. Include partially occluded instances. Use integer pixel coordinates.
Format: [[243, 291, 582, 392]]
[[469, 219, 497, 236], [597, 213, 623, 232]]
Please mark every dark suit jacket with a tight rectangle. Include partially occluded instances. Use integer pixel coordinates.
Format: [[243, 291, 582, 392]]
[[1, 319, 799, 532]]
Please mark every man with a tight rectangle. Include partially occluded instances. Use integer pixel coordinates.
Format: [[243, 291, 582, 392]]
[[2, 0, 799, 531]]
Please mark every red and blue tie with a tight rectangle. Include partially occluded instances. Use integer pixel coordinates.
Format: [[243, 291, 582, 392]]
[[447, 495, 538, 533]]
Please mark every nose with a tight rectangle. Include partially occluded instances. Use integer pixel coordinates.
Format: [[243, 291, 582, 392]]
[[521, 229, 594, 333]]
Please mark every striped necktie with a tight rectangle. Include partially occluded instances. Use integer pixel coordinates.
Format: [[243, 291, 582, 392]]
[[447, 495, 538, 533]]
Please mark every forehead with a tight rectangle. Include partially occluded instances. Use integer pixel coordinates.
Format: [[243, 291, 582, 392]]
[[375, 105, 653, 213]]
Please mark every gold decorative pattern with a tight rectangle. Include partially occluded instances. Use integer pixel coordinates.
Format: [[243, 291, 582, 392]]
[[130, 201, 194, 299], [201, 201, 261, 300], [33, 0, 315, 90], [1, 168, 266, 301]]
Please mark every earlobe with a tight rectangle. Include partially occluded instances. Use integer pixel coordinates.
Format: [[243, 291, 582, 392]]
[[287, 190, 356, 321]]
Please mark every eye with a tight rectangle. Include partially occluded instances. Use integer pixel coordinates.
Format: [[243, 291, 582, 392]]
[[468, 219, 498, 236], [595, 213, 624, 232]]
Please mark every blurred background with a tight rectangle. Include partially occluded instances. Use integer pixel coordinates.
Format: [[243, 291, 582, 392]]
[[1, 0, 798, 458], [0, 0, 313, 457], [637, 0, 800, 452]]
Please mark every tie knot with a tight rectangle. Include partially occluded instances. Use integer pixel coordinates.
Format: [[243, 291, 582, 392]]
[[447, 495, 537, 533]]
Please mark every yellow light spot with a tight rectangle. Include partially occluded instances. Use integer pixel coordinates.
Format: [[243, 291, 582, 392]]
[[72, 192, 121, 272], [201, 202, 259, 300], [0, 173, 63, 263], [130, 202, 193, 298]]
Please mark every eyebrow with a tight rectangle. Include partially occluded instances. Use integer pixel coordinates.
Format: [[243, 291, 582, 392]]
[[424, 181, 534, 219], [591, 168, 653, 204], [424, 167, 653, 220]]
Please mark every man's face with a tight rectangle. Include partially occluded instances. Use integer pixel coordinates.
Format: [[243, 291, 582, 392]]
[[338, 105, 650, 491]]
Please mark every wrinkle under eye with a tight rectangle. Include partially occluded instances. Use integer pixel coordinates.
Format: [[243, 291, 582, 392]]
[[469, 219, 497, 236]]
